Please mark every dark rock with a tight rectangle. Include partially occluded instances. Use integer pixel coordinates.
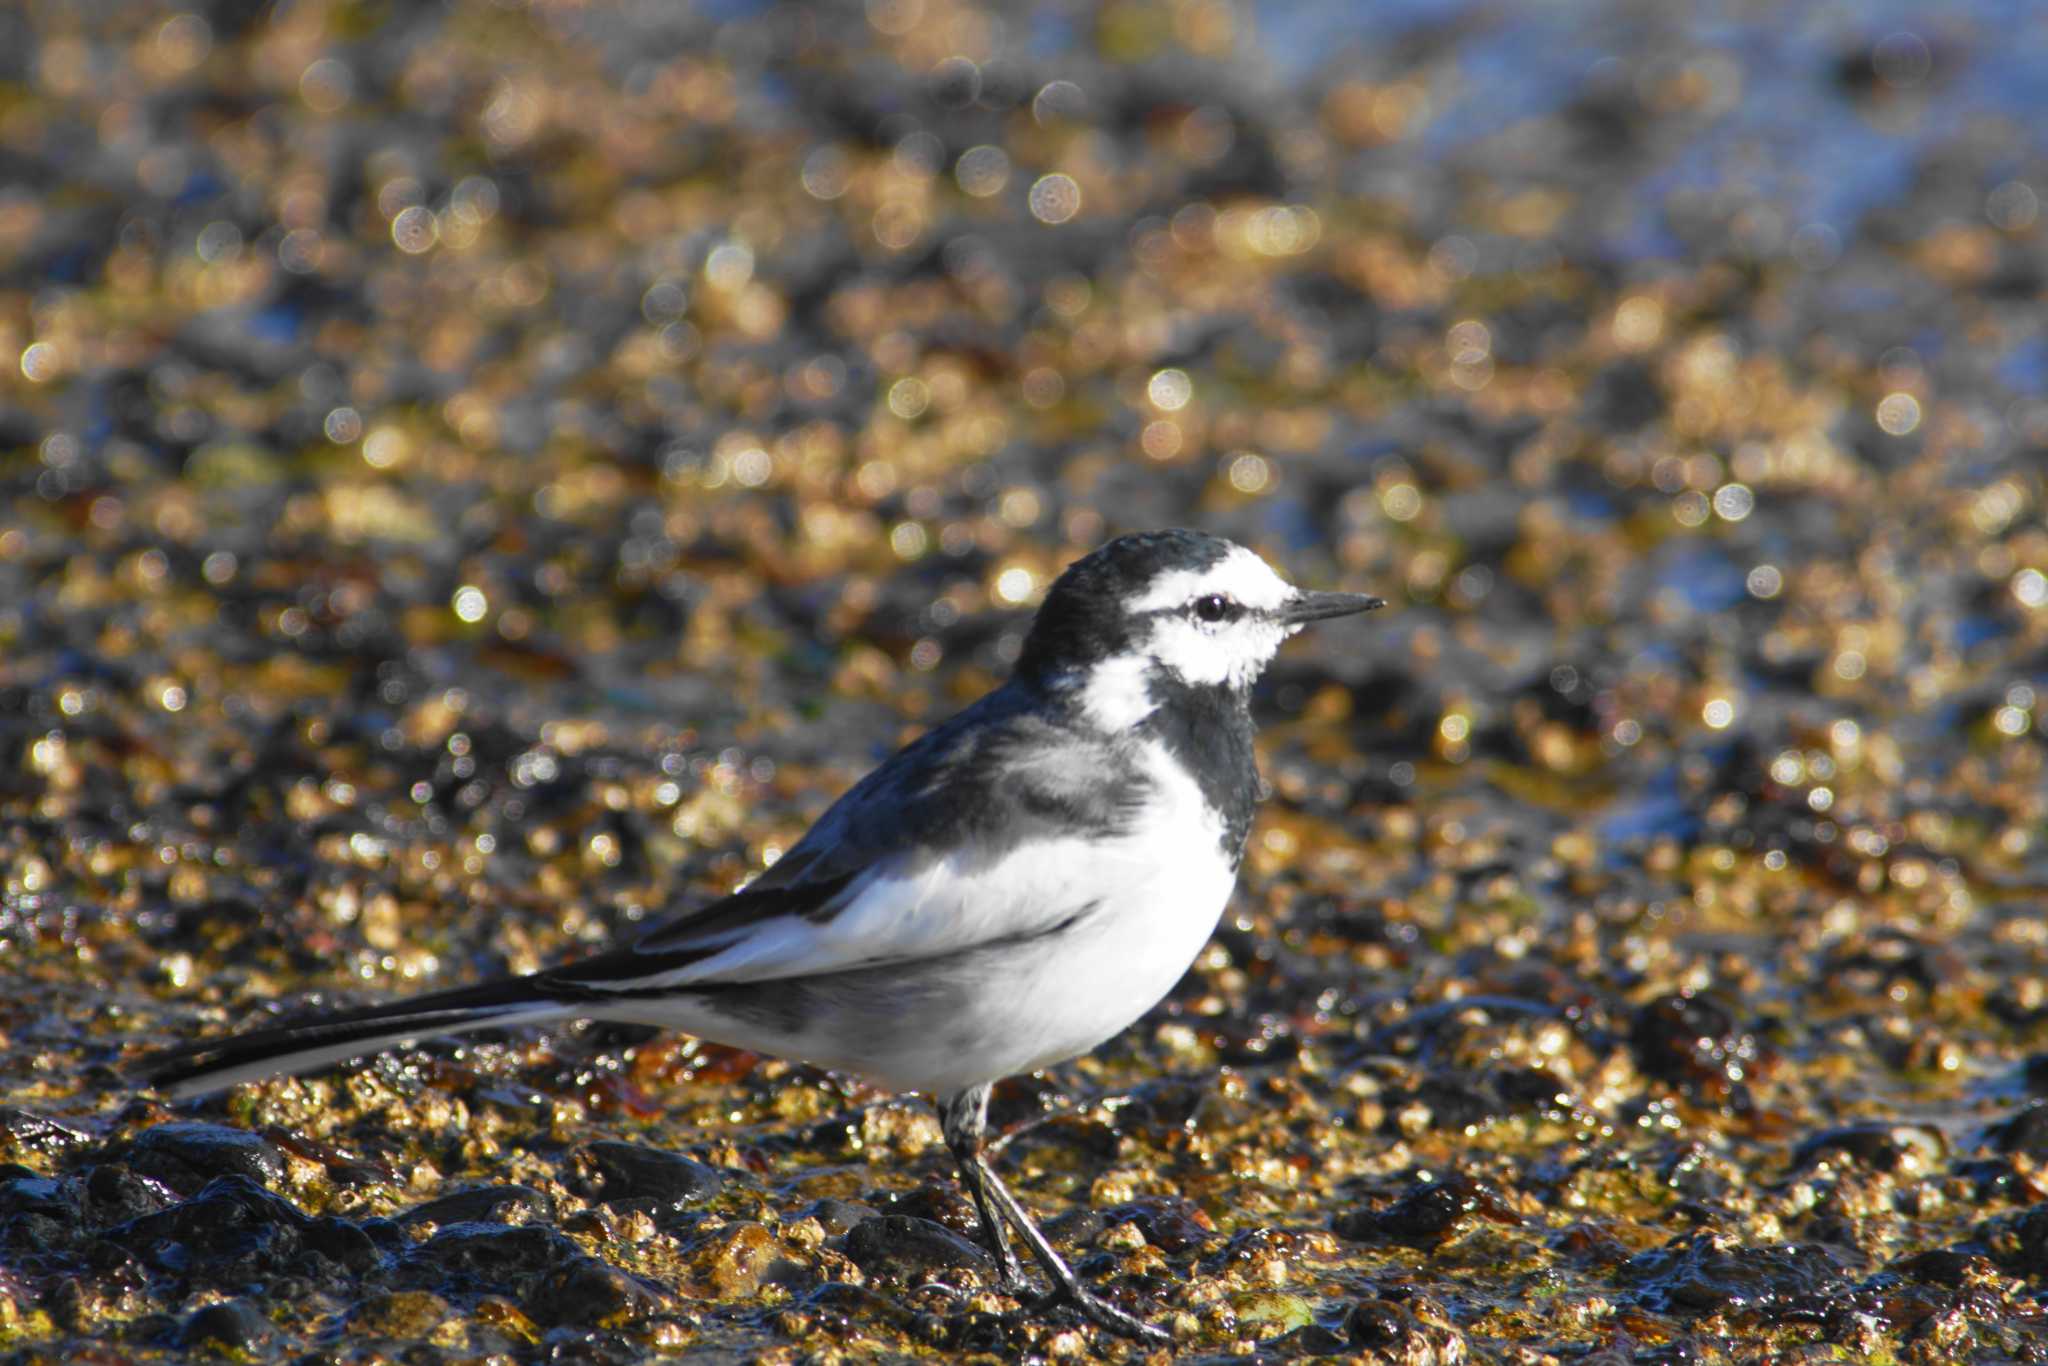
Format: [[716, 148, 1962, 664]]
[[179, 1297, 276, 1353], [570, 1141, 723, 1215], [1583, 358, 1663, 432], [1385, 1074, 1509, 1132], [1333, 1173, 1518, 1247], [869, 1180, 977, 1231], [4, 1211, 78, 1258], [84, 1164, 174, 1223], [108, 1175, 312, 1277], [303, 1214, 381, 1273], [1043, 1207, 1108, 1248], [0, 1175, 74, 1219], [1273, 1321, 1351, 1355], [934, 1309, 1018, 1354], [1984, 1100, 2048, 1155], [121, 1122, 287, 1193], [802, 1196, 876, 1236], [0, 1108, 95, 1160], [1106, 1197, 1213, 1254], [1345, 1295, 1423, 1349], [1622, 1233, 1851, 1318], [1791, 1122, 1943, 1173], [1984, 1205, 2048, 1275], [1891, 1247, 1991, 1286], [804, 1280, 917, 1334], [843, 1215, 992, 1281], [400, 1221, 585, 1295], [399, 1183, 557, 1227], [1630, 994, 1758, 1105], [530, 1256, 667, 1327]]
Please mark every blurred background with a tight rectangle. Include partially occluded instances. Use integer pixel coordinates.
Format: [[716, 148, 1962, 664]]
[[3, 0, 2048, 1360]]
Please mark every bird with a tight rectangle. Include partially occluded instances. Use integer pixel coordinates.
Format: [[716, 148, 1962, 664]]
[[140, 528, 1384, 1343]]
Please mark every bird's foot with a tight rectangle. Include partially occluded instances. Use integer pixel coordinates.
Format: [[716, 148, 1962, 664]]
[[995, 1263, 1040, 1300], [1029, 1284, 1171, 1346]]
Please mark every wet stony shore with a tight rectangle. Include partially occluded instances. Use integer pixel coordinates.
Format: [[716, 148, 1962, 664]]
[[3, 1, 2047, 1361]]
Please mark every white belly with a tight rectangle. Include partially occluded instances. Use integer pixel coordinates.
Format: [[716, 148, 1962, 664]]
[[821, 741, 1239, 1094], [618, 740, 1242, 1096]]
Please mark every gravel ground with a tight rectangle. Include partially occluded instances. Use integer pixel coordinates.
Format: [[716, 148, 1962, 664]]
[[2, 1, 2047, 1361]]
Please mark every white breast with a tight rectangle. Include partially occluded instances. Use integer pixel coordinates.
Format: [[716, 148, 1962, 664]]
[[604, 740, 1242, 1096], [897, 738, 1238, 1090]]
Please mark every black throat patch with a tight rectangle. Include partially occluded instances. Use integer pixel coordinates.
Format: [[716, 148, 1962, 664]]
[[1136, 676, 1260, 865]]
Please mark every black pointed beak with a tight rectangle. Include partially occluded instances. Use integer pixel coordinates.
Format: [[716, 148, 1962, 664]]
[[1280, 591, 1386, 625]]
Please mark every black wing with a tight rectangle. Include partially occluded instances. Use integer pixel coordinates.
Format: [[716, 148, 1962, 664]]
[[621, 680, 1146, 963]]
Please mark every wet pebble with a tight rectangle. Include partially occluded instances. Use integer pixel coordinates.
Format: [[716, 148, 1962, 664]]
[[801, 1196, 877, 1236], [1105, 1196, 1214, 1253], [803, 1280, 919, 1335], [0, 1110, 94, 1163], [532, 1255, 668, 1327], [106, 1176, 315, 1278], [1629, 994, 1760, 1105], [843, 1215, 992, 1281], [399, 1184, 557, 1228], [1790, 1121, 1944, 1174], [570, 1141, 723, 1216], [1983, 1100, 2048, 1156], [399, 1222, 585, 1296], [178, 1297, 277, 1354], [118, 1123, 286, 1194], [354, 1289, 455, 1339], [1333, 1173, 1518, 1247], [693, 1220, 779, 1298], [1623, 1233, 1851, 1317]]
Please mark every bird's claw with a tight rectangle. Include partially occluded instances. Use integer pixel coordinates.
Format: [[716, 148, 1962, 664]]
[[1028, 1284, 1172, 1345], [996, 1266, 1040, 1300]]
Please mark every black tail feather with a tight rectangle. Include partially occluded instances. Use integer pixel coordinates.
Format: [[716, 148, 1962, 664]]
[[138, 975, 573, 1098]]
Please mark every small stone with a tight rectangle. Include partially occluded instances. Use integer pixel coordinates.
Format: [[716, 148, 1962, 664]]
[[400, 1222, 584, 1296], [1346, 1295, 1423, 1350], [121, 1123, 286, 1193], [843, 1215, 992, 1282], [531, 1256, 668, 1327], [570, 1141, 723, 1215], [804, 1281, 917, 1334], [107, 1175, 312, 1277], [695, 1221, 780, 1298], [179, 1297, 276, 1353], [399, 1183, 556, 1227], [1985, 1100, 2048, 1156], [1333, 1174, 1516, 1247], [0, 1108, 94, 1162], [803, 1196, 877, 1236], [1232, 1290, 1315, 1334], [354, 1289, 453, 1339], [0, 1176, 73, 1219]]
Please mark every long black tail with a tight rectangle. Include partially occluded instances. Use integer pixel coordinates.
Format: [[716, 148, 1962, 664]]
[[139, 976, 580, 1099]]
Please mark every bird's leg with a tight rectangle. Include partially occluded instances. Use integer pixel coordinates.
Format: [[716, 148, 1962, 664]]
[[938, 1088, 1170, 1346], [939, 1087, 1035, 1298]]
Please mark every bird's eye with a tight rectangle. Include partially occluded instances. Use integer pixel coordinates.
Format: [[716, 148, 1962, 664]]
[[1192, 594, 1234, 623]]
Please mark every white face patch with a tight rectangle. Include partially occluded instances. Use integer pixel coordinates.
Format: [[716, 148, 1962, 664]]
[[1141, 613, 1291, 689], [1128, 545, 1294, 614], [1126, 545, 1300, 691]]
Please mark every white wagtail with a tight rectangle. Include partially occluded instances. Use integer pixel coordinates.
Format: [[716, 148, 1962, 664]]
[[142, 528, 1383, 1342]]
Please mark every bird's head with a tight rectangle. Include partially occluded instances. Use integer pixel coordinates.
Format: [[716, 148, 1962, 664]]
[[1018, 529, 1384, 729]]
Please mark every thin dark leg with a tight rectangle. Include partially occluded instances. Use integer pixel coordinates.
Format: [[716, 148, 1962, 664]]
[[938, 1088, 1170, 1346], [939, 1086, 1034, 1297]]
